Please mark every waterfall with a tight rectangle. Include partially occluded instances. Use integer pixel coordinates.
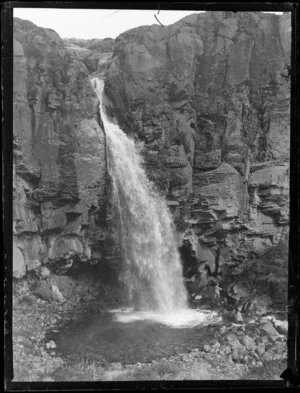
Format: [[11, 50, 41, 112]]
[[92, 78, 221, 328], [92, 78, 188, 313]]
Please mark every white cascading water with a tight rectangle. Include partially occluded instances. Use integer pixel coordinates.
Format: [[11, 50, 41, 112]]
[[92, 78, 220, 328]]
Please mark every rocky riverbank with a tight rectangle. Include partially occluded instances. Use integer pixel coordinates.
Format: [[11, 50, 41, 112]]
[[12, 265, 121, 381], [13, 273, 287, 382]]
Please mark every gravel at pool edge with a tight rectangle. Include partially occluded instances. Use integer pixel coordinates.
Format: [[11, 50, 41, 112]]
[[12, 286, 287, 382]]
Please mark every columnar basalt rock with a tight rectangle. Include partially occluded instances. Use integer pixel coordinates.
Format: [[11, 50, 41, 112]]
[[13, 12, 290, 293], [105, 11, 290, 282], [13, 18, 107, 277]]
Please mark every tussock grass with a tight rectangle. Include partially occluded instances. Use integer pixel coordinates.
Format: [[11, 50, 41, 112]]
[[52, 359, 106, 381], [51, 357, 215, 382], [104, 359, 182, 381], [52, 358, 182, 381]]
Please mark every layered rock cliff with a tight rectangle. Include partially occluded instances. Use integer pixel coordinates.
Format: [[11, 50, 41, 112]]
[[105, 11, 290, 283], [13, 12, 290, 297], [13, 18, 106, 277]]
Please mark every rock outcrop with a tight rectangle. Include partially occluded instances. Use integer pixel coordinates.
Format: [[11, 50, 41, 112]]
[[105, 11, 290, 282], [64, 37, 114, 77], [13, 18, 107, 277], [13, 12, 290, 293]]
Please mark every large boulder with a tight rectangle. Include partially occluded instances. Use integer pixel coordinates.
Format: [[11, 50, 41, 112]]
[[249, 163, 289, 224], [260, 320, 281, 342], [192, 163, 244, 222]]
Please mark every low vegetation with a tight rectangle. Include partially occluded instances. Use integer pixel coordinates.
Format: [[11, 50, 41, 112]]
[[237, 237, 288, 308], [52, 359, 106, 381]]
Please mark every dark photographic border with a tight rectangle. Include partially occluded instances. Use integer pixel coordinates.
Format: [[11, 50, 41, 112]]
[[3, 1, 299, 390]]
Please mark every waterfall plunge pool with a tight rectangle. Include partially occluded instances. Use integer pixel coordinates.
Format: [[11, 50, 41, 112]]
[[52, 78, 221, 365], [50, 308, 222, 365], [110, 307, 221, 328]]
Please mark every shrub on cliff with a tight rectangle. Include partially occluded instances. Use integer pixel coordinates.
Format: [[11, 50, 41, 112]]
[[256, 238, 288, 306], [257, 239, 288, 283], [241, 237, 289, 307]]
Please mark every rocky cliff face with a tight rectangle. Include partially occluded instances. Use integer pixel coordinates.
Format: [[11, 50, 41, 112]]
[[63, 37, 114, 77], [13, 12, 290, 296], [105, 11, 290, 281], [13, 18, 107, 277]]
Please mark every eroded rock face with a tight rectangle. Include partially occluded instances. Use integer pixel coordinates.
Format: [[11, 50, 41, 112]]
[[105, 11, 290, 281], [64, 37, 114, 77], [13, 12, 290, 293], [13, 18, 107, 277]]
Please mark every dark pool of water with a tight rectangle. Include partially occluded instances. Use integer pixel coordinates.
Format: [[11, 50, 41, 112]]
[[51, 310, 215, 364]]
